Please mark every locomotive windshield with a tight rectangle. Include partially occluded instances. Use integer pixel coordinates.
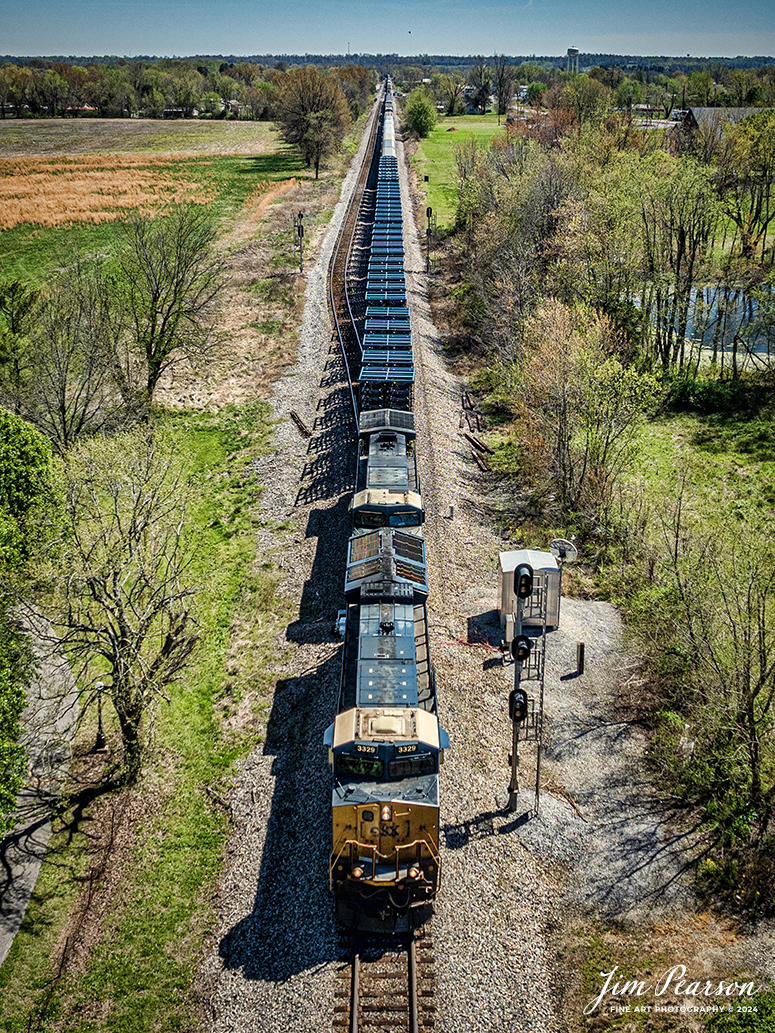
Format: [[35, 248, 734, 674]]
[[354, 510, 385, 529], [336, 747, 437, 781], [337, 753, 384, 779], [354, 509, 422, 529], [388, 511, 422, 528], [388, 752, 436, 779]]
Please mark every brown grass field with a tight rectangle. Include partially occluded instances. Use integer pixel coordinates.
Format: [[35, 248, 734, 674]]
[[0, 116, 347, 404], [0, 154, 218, 229], [0, 119, 285, 230]]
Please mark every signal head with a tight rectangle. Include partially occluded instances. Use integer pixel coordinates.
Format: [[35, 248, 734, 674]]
[[514, 563, 534, 599]]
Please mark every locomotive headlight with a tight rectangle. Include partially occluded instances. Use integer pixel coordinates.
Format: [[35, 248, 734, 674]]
[[352, 866, 365, 879], [381, 805, 392, 822], [408, 866, 421, 880]]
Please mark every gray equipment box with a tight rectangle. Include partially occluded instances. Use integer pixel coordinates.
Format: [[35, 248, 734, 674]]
[[498, 549, 560, 629]]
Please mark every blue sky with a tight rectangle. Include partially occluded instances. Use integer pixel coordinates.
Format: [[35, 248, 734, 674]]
[[4, 0, 775, 59]]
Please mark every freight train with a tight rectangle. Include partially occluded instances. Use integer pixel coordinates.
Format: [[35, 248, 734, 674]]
[[324, 81, 449, 932]]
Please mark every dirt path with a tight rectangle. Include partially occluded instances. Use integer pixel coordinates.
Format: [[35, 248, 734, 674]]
[[0, 614, 79, 966]]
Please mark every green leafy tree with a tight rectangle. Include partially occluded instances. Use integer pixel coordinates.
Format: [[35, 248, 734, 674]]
[[517, 300, 658, 520], [437, 72, 465, 116], [403, 87, 436, 138], [0, 409, 61, 831], [526, 81, 548, 107], [560, 74, 612, 130]]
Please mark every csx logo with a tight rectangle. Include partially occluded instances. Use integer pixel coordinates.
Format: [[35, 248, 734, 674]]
[[370, 824, 399, 837]]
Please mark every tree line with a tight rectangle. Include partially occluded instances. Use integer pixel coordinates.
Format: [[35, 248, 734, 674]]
[[0, 58, 373, 123], [395, 57, 775, 119]]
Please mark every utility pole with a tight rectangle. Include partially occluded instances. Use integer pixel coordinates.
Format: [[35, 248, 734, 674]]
[[294, 211, 304, 272]]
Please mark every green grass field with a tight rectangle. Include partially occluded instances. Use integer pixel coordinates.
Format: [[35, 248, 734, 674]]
[[412, 115, 507, 228]]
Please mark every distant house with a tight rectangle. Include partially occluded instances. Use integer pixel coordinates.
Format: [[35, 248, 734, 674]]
[[680, 106, 763, 133], [671, 106, 770, 152]]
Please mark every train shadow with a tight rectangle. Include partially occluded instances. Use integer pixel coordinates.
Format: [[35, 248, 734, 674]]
[[442, 808, 531, 848], [218, 654, 341, 981], [287, 494, 351, 641]]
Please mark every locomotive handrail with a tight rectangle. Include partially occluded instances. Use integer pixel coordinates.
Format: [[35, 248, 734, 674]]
[[330, 836, 441, 882]]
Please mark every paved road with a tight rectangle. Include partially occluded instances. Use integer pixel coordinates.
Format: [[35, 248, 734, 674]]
[[0, 615, 79, 966]]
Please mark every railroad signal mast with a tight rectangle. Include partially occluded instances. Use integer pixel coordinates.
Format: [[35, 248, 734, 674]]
[[506, 562, 549, 814]]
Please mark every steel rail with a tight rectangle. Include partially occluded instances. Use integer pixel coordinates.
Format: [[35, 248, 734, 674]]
[[408, 936, 419, 1033], [326, 89, 382, 427], [341, 936, 427, 1033]]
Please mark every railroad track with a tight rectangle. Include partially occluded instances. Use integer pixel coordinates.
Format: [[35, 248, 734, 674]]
[[334, 934, 436, 1033], [327, 89, 382, 423], [327, 88, 439, 1033]]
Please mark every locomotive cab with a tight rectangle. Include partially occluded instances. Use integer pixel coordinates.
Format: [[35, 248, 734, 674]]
[[351, 491, 424, 529], [352, 409, 424, 531], [324, 706, 449, 927]]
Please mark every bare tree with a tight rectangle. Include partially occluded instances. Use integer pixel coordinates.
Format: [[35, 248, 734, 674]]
[[20, 262, 129, 451], [714, 110, 775, 260], [468, 57, 491, 114], [113, 204, 224, 403], [0, 279, 40, 413], [658, 496, 775, 839], [52, 428, 199, 783], [275, 66, 351, 178], [491, 54, 517, 117]]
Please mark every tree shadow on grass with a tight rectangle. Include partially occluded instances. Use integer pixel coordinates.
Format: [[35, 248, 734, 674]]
[[231, 151, 308, 179]]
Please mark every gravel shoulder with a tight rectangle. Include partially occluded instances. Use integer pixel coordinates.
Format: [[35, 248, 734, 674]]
[[195, 107, 775, 1033]]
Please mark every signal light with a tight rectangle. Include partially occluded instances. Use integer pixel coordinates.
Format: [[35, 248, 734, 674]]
[[514, 563, 534, 599], [511, 634, 532, 663], [509, 688, 529, 723]]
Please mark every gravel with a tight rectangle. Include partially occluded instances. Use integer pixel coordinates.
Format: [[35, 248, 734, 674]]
[[195, 103, 775, 1033]]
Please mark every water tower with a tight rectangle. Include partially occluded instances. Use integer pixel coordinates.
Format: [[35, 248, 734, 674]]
[[567, 47, 580, 74]]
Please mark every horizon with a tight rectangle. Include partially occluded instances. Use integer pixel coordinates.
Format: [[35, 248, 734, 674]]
[[3, 50, 775, 65], [6, 0, 775, 64]]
